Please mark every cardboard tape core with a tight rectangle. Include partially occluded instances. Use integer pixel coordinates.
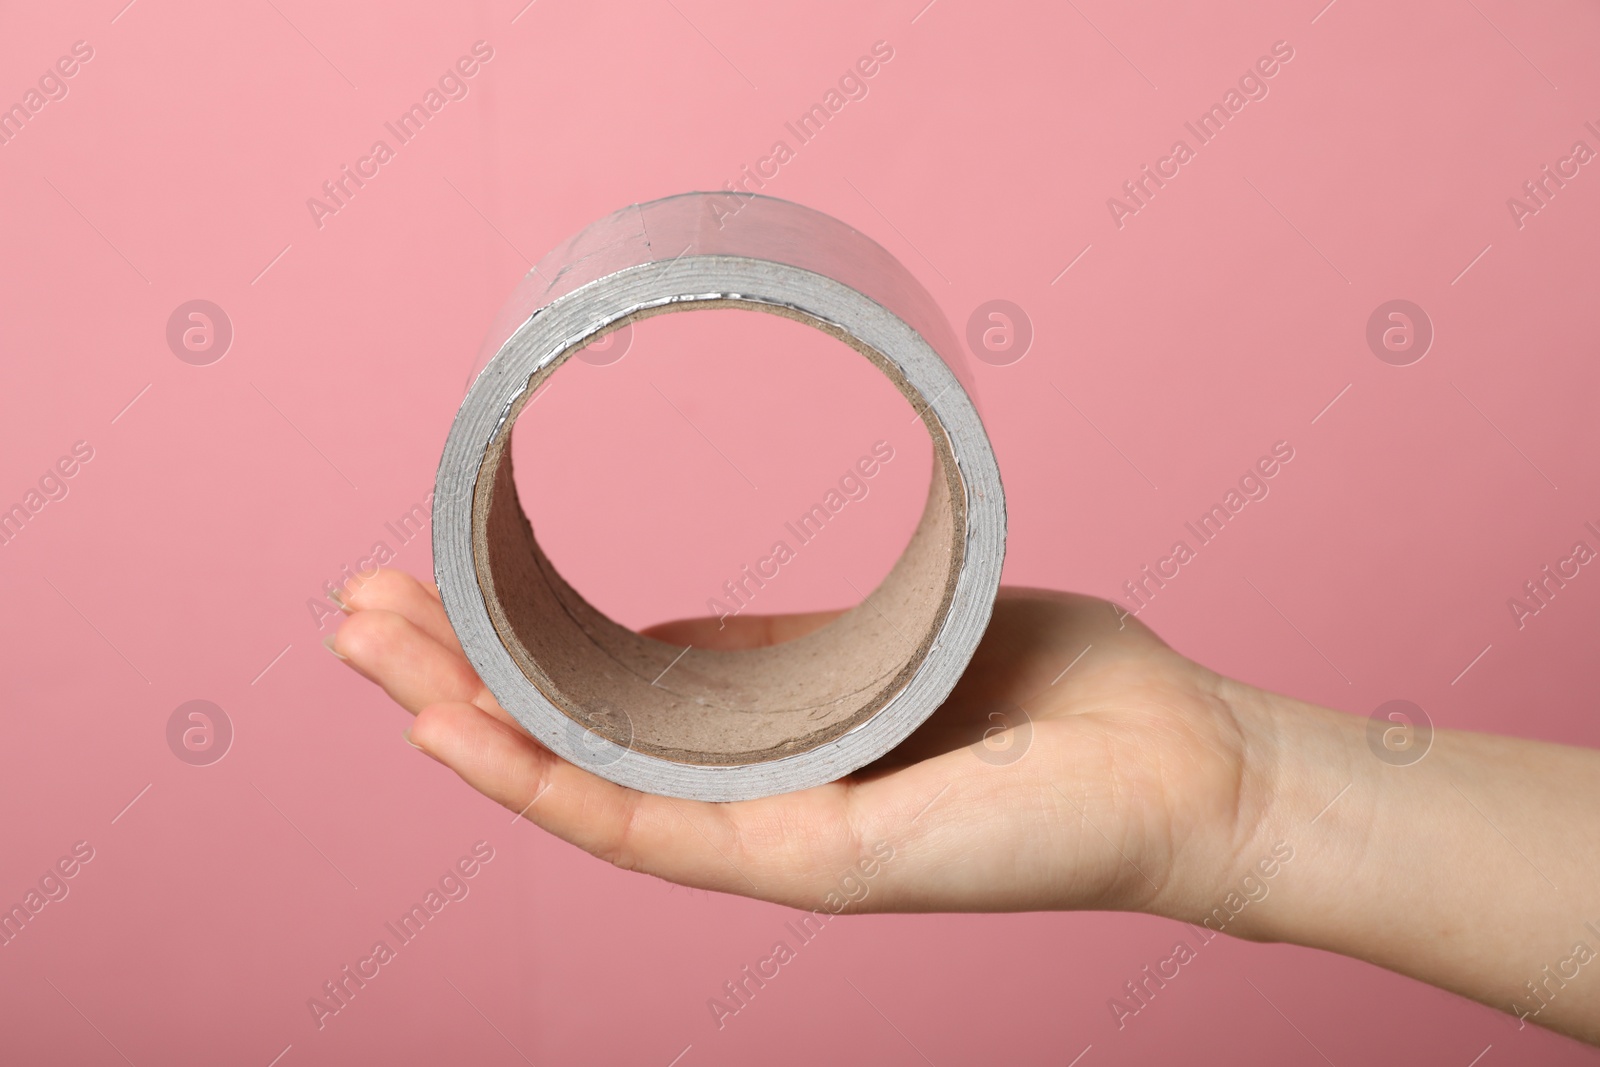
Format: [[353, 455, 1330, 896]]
[[473, 302, 965, 765], [435, 193, 1004, 800]]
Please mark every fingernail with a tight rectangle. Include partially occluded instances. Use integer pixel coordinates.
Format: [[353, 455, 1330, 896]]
[[327, 588, 352, 614], [403, 728, 424, 751], [322, 635, 347, 661]]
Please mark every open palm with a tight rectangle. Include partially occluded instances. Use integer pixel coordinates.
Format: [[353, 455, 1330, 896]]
[[330, 571, 1267, 921]]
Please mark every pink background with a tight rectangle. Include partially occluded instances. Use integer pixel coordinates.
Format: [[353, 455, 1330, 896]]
[[2, 0, 1598, 1063]]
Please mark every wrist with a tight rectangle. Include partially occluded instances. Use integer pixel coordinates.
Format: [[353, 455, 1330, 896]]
[[1112, 655, 1600, 1043], [1148, 674, 1371, 941]]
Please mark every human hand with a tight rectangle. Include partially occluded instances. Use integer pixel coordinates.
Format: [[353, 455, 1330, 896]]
[[328, 569, 1600, 1043], [326, 569, 1279, 924]]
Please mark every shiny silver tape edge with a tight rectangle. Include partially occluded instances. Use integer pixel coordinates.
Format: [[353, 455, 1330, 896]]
[[434, 193, 1005, 801]]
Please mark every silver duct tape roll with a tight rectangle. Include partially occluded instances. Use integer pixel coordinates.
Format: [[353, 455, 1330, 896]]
[[434, 192, 1005, 801]]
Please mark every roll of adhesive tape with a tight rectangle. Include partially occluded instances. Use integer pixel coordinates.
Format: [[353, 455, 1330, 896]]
[[434, 192, 1005, 801]]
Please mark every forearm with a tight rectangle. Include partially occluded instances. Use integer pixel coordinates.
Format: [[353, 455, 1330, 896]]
[[1200, 683, 1600, 1042]]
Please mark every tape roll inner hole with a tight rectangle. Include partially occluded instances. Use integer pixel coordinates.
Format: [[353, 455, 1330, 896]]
[[472, 300, 966, 767]]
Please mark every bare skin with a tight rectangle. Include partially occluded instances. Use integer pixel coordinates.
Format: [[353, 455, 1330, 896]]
[[329, 569, 1600, 1044]]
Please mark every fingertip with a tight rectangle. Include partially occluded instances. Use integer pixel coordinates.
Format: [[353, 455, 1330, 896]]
[[407, 703, 455, 753], [407, 703, 481, 773], [330, 608, 406, 666], [341, 567, 424, 612], [638, 616, 721, 646], [413, 700, 542, 769], [413, 699, 487, 746], [410, 701, 563, 819], [641, 610, 844, 650], [335, 571, 464, 658]]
